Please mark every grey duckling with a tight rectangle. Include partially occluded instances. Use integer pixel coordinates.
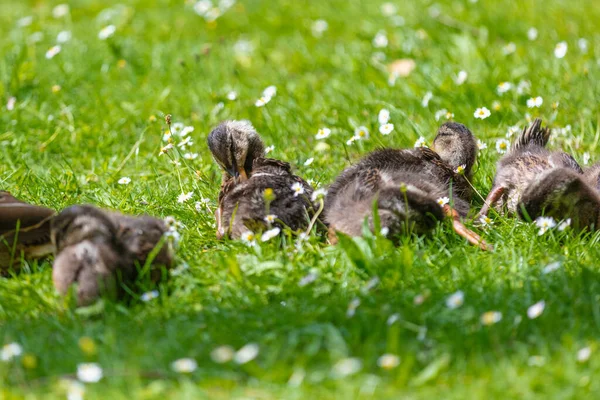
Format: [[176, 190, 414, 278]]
[[479, 118, 583, 217], [0, 191, 56, 273], [324, 122, 490, 250], [51, 205, 172, 306]]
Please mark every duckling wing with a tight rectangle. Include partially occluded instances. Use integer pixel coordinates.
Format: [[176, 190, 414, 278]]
[[549, 152, 583, 173]]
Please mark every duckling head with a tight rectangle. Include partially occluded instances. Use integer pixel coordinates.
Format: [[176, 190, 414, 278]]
[[207, 120, 265, 182], [432, 122, 477, 177]]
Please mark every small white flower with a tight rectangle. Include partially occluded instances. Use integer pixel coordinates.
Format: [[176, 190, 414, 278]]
[[434, 109, 448, 121], [446, 290, 464, 309], [516, 80, 531, 95], [421, 91, 433, 107], [381, 2, 397, 16], [6, 97, 16, 111], [241, 231, 256, 246], [140, 290, 159, 302], [211, 346, 235, 363], [118, 177, 131, 185], [543, 262, 561, 274], [577, 347, 592, 363], [77, 363, 103, 383], [377, 354, 400, 369], [373, 31, 388, 48], [379, 123, 394, 135], [171, 358, 197, 373], [179, 126, 194, 137], [255, 96, 271, 107], [506, 125, 521, 138], [299, 271, 318, 287], [481, 311, 502, 326], [184, 153, 199, 160], [535, 216, 556, 235], [497, 82, 513, 94], [380, 226, 389, 237], [477, 140, 487, 150], [52, 4, 70, 18], [177, 192, 193, 203], [479, 215, 492, 226], [527, 96, 543, 108], [159, 143, 174, 156], [454, 164, 466, 174], [455, 70, 468, 85], [474, 107, 491, 120], [311, 188, 327, 202], [414, 136, 427, 148], [558, 218, 571, 231], [263, 85, 277, 98], [378, 109, 390, 124], [57, 30, 72, 43], [291, 182, 305, 197], [315, 127, 331, 139], [496, 138, 510, 154], [234, 343, 259, 364], [1, 343, 23, 361], [332, 358, 362, 378], [17, 16, 33, 27], [98, 25, 116, 40], [226, 91, 237, 100], [195, 198, 210, 212], [354, 126, 369, 140], [311, 19, 328, 37], [265, 145, 275, 154], [66, 381, 85, 400], [171, 122, 184, 135], [502, 42, 516, 55], [527, 300, 545, 319], [437, 197, 449, 207], [583, 152, 591, 165], [194, 0, 212, 15], [346, 298, 361, 317], [261, 227, 281, 242], [346, 136, 356, 146], [177, 136, 194, 149], [45, 45, 61, 59], [264, 214, 277, 223], [387, 313, 400, 325], [578, 38, 589, 53], [527, 27, 538, 41], [304, 157, 314, 166], [554, 41, 568, 58]]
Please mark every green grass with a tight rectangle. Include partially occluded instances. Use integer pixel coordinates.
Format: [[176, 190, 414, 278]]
[[2, 0, 600, 398]]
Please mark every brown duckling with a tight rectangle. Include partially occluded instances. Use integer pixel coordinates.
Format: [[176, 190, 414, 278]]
[[479, 118, 583, 217], [51, 205, 172, 306], [207, 120, 265, 183], [0, 191, 56, 272], [324, 122, 490, 250]]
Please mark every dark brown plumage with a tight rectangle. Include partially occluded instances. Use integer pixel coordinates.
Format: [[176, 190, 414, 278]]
[[0, 191, 56, 273], [479, 118, 583, 217], [324, 122, 490, 249], [51, 205, 172, 306]]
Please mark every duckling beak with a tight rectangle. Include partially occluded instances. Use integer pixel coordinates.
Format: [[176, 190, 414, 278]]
[[237, 167, 248, 182]]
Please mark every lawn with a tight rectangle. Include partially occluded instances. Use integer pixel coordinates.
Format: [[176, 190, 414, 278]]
[[2, 0, 600, 398]]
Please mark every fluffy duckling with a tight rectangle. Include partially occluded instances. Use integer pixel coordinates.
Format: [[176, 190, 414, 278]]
[[207, 120, 265, 183], [479, 118, 583, 217], [51, 205, 172, 306], [324, 122, 490, 249], [0, 191, 56, 272]]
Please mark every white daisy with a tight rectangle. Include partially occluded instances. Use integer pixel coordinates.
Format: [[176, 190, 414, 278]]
[[421, 91, 433, 107], [437, 197, 449, 207], [255, 96, 271, 107], [45, 45, 61, 59], [241, 231, 256, 246], [171, 358, 197, 373], [446, 291, 464, 309], [331, 358, 362, 378], [304, 157, 314, 166], [177, 136, 193, 149], [527, 300, 545, 319], [1, 343, 23, 361], [184, 153, 199, 160], [554, 41, 568, 59], [373, 31, 388, 48], [455, 70, 468, 85], [315, 127, 331, 140], [211, 346, 235, 363], [379, 123, 394, 135], [479, 215, 492, 226], [516, 80, 531, 95], [98, 25, 116, 40], [291, 182, 305, 197], [140, 290, 159, 302], [265, 145, 275, 154], [535, 216, 556, 235], [66, 381, 85, 400], [527, 96, 543, 108], [577, 347, 592, 363], [481, 311, 502, 326], [380, 226, 390, 236], [477, 140, 487, 150], [179, 126, 194, 137], [177, 192, 193, 203], [354, 126, 369, 140], [263, 85, 277, 98], [226, 91, 237, 100], [502, 42, 516, 55], [497, 82, 512, 94], [311, 19, 328, 37], [583, 152, 591, 165], [578, 38, 589, 53], [527, 27, 538, 41], [346, 136, 356, 146], [378, 109, 390, 124], [261, 227, 281, 242], [311, 188, 327, 202], [435, 109, 448, 121], [474, 107, 491, 119], [234, 343, 259, 364], [414, 136, 427, 148], [57, 30, 71, 43], [558, 218, 571, 231], [506, 125, 521, 138], [377, 354, 400, 369], [117, 177, 131, 185], [264, 214, 277, 223], [454, 164, 466, 174], [381, 2, 397, 16], [52, 4, 69, 18], [76, 363, 103, 383], [6, 97, 16, 111], [496, 139, 510, 154]]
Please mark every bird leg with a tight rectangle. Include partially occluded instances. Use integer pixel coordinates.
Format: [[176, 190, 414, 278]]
[[477, 186, 504, 218], [443, 205, 493, 251], [215, 206, 226, 240]]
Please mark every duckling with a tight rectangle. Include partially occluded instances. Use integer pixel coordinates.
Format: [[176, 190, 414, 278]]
[[324, 122, 491, 250], [0, 191, 56, 272], [207, 120, 265, 183], [216, 157, 314, 239], [478, 118, 583, 217], [51, 205, 172, 306], [584, 162, 600, 191]]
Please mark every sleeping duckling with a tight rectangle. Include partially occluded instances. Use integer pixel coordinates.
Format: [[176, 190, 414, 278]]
[[208, 121, 315, 239], [0, 191, 56, 272], [479, 118, 583, 217], [324, 122, 490, 249]]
